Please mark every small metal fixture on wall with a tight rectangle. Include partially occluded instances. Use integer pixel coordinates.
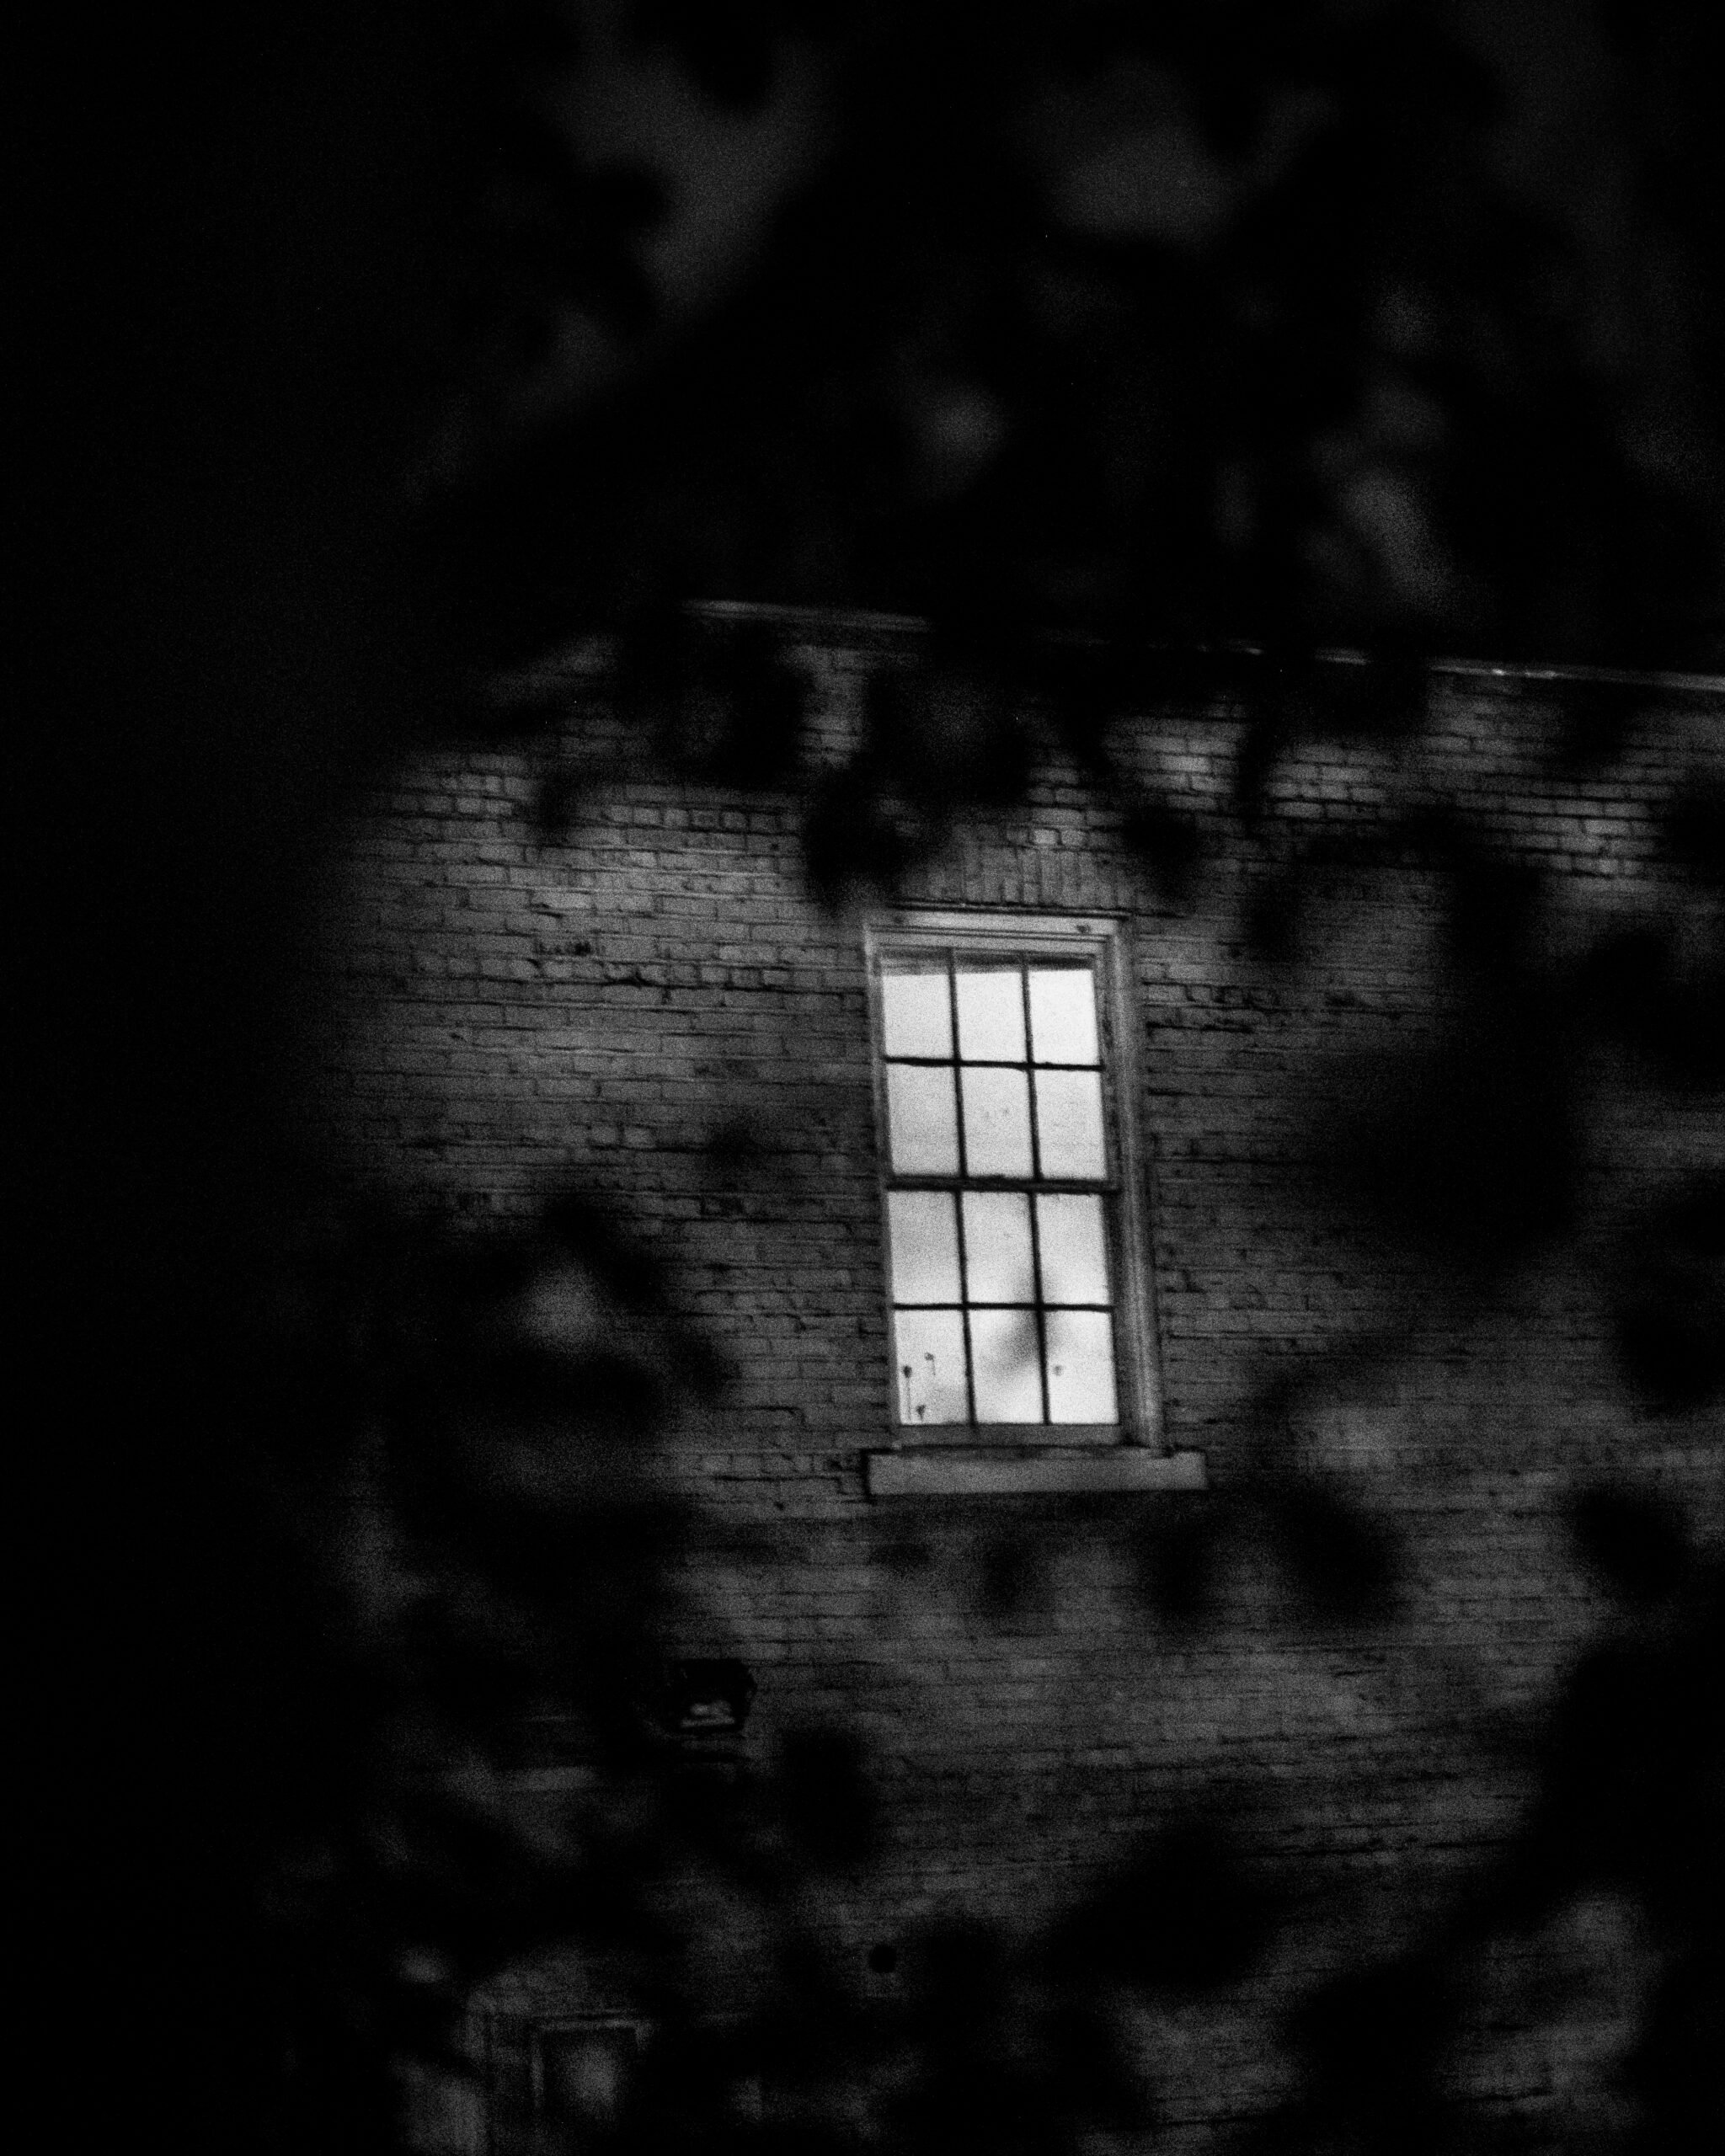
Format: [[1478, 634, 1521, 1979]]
[[661, 1657, 756, 1737], [533, 2018, 646, 2134]]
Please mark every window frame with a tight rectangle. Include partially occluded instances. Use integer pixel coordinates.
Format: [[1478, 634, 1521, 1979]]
[[864, 909, 1163, 1454]]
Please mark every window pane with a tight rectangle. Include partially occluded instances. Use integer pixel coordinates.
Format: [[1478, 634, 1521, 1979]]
[[887, 1191, 961, 1305], [1044, 1309, 1118, 1422], [880, 959, 952, 1058], [1034, 1067, 1106, 1180], [969, 1308, 1044, 1422], [955, 965, 1026, 1062], [893, 1307, 969, 1424], [961, 1191, 1034, 1304], [960, 1065, 1033, 1177], [1035, 1193, 1110, 1305], [887, 1063, 959, 1174], [1028, 964, 1099, 1065]]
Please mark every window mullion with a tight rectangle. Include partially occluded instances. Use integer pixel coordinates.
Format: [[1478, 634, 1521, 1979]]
[[1025, 1186, 1050, 1423], [1020, 964, 1051, 1421], [947, 948, 980, 1424], [953, 1187, 978, 1427], [948, 949, 968, 1182], [1020, 963, 1041, 1185]]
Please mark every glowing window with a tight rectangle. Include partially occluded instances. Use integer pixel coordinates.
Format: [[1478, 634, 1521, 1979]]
[[870, 917, 1153, 1439]]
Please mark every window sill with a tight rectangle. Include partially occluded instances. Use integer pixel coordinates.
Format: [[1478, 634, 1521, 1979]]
[[864, 1445, 1207, 1498], [888, 1422, 1122, 1449]]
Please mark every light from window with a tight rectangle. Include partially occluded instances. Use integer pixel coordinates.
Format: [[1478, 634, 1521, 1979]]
[[878, 948, 1119, 1428]]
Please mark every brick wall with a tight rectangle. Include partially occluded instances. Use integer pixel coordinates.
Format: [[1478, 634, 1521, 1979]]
[[305, 625, 1724, 2143]]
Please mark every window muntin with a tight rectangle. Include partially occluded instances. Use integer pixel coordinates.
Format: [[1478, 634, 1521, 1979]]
[[875, 937, 1124, 1432]]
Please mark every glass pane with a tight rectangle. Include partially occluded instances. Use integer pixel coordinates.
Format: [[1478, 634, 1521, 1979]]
[[1044, 1308, 1118, 1422], [887, 1063, 959, 1174], [880, 959, 952, 1059], [960, 1065, 1033, 1177], [887, 1191, 961, 1305], [955, 965, 1026, 1062], [1028, 965, 1099, 1065], [1034, 1067, 1106, 1180], [969, 1307, 1044, 1422], [1035, 1193, 1110, 1305], [961, 1191, 1034, 1304], [893, 1307, 969, 1425]]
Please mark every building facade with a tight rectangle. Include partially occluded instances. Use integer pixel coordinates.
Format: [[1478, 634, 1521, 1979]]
[[308, 616, 1725, 2150]]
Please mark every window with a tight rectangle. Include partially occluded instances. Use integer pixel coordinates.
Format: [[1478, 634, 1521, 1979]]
[[879, 943, 1116, 1428], [867, 912, 1170, 1452], [864, 912, 1202, 1498]]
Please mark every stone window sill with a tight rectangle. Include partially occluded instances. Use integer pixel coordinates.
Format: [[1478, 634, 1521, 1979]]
[[864, 1445, 1207, 1498]]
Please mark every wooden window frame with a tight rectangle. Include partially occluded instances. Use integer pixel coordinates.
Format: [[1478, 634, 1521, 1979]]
[[862, 910, 1190, 1500]]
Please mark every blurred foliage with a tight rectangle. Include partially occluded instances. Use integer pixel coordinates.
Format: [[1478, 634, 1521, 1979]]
[[19, 1, 1725, 2150], [418, 0, 1725, 680]]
